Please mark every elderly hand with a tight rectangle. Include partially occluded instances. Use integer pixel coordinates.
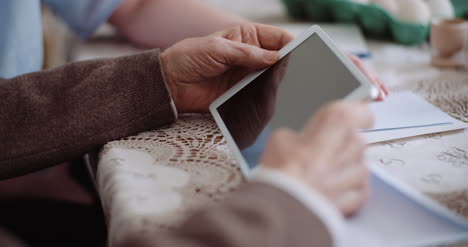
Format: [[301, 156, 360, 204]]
[[160, 23, 294, 113], [260, 102, 374, 217]]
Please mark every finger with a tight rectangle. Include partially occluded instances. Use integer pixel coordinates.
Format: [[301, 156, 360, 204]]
[[377, 78, 390, 96], [348, 54, 376, 82], [253, 23, 295, 50], [324, 162, 370, 194], [298, 103, 367, 158], [335, 134, 367, 168], [216, 24, 256, 45], [373, 78, 390, 101], [260, 128, 298, 169], [334, 185, 370, 217], [215, 23, 294, 51], [330, 164, 370, 216], [370, 76, 390, 100], [348, 54, 388, 99], [217, 38, 280, 68], [267, 128, 298, 152], [339, 102, 374, 130], [304, 102, 374, 142], [349, 56, 378, 85], [298, 124, 347, 160]]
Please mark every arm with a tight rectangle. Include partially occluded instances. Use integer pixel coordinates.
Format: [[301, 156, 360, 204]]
[[0, 23, 287, 180], [0, 23, 288, 180], [119, 182, 334, 247], [109, 0, 245, 48], [0, 50, 176, 179]]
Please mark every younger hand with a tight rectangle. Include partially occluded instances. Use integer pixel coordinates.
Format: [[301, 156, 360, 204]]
[[347, 54, 390, 100]]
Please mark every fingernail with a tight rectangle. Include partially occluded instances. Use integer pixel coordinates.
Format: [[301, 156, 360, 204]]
[[380, 91, 386, 100], [265, 51, 278, 62]]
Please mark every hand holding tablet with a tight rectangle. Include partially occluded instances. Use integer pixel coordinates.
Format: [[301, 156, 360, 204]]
[[161, 23, 386, 114], [211, 25, 382, 176], [160, 23, 294, 113]]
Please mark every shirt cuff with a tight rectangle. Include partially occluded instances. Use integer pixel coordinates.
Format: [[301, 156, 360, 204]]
[[250, 166, 345, 247], [155, 52, 178, 120]]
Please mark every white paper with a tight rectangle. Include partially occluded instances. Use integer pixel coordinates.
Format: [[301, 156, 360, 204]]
[[362, 92, 467, 143], [364, 122, 467, 144], [348, 93, 468, 245], [344, 175, 468, 247], [366, 129, 468, 227], [368, 92, 459, 131]]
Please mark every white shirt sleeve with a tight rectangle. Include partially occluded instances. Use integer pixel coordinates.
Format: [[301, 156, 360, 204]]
[[250, 166, 345, 247]]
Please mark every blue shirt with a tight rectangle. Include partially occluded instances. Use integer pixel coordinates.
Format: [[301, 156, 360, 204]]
[[0, 0, 123, 79]]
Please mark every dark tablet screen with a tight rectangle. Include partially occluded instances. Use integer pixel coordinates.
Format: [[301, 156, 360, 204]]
[[217, 33, 362, 169]]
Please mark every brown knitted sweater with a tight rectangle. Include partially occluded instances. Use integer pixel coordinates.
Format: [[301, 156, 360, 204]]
[[0, 50, 176, 179]]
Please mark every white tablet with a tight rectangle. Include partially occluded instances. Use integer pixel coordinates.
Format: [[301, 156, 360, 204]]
[[210, 25, 379, 177]]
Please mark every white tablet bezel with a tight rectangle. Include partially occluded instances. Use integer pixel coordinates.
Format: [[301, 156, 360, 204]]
[[210, 25, 379, 177]]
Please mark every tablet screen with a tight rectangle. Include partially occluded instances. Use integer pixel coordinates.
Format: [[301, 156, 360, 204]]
[[217, 33, 362, 169]]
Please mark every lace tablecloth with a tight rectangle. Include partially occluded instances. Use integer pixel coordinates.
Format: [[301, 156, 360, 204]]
[[96, 40, 468, 246], [97, 115, 243, 246]]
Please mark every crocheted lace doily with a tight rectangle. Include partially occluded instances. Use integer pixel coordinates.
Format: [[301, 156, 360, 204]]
[[97, 115, 243, 245], [415, 71, 468, 123]]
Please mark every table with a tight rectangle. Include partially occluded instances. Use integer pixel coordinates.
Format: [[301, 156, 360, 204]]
[[93, 43, 467, 247]]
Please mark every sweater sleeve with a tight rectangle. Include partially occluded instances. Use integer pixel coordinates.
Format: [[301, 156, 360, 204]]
[[0, 49, 177, 180], [116, 182, 334, 247]]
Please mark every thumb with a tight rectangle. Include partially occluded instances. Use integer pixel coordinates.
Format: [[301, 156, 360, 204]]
[[216, 39, 280, 69]]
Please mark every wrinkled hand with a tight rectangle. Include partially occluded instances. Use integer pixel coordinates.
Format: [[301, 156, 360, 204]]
[[160, 23, 294, 113], [260, 102, 374, 217]]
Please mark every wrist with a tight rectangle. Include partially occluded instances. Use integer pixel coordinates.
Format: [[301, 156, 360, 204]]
[[160, 51, 182, 112]]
